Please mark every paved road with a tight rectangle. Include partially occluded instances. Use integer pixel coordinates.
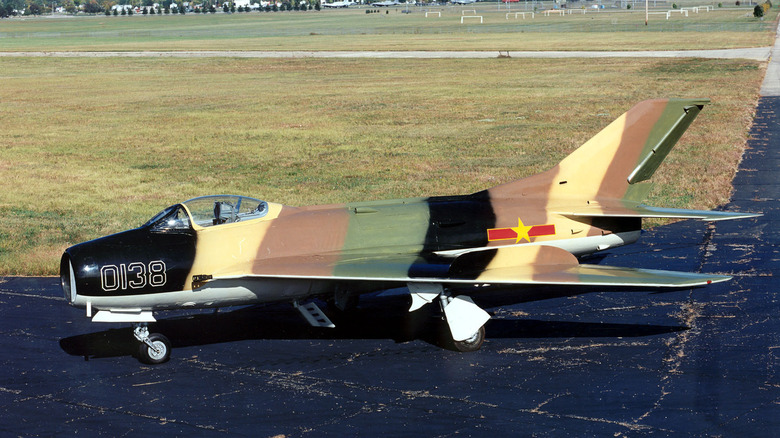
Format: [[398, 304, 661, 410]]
[[761, 22, 780, 95], [0, 47, 772, 60]]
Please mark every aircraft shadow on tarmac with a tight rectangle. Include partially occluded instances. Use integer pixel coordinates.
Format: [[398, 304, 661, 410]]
[[59, 294, 687, 361]]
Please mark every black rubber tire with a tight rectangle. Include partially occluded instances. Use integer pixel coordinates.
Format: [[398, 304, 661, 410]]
[[138, 333, 171, 365], [452, 325, 486, 352]]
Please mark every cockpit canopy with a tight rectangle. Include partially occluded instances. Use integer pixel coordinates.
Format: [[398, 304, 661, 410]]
[[145, 195, 269, 232], [183, 195, 269, 227]]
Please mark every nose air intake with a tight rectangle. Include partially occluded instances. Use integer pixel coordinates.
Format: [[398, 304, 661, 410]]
[[60, 253, 77, 304]]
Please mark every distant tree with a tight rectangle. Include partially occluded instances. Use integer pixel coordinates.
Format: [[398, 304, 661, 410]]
[[164, 5, 170, 13], [121, 7, 126, 14], [60, 0, 77, 13], [314, 1, 319, 10], [149, 4, 154, 12], [230, 3, 235, 11], [754, 3, 764, 15], [128, 6, 133, 14], [83, 0, 102, 13], [27, 2, 43, 14], [179, 3, 185, 13], [106, 8, 112, 14], [142, 6, 147, 13]]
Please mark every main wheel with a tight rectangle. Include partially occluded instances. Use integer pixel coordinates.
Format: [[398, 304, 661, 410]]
[[138, 333, 171, 365], [452, 325, 485, 352]]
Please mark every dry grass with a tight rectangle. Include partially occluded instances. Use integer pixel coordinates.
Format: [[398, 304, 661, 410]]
[[0, 56, 765, 274]]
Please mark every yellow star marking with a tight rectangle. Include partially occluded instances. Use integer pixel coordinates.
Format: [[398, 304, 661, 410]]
[[511, 218, 533, 243]]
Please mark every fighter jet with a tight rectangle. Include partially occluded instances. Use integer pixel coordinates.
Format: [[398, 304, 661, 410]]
[[60, 98, 758, 364]]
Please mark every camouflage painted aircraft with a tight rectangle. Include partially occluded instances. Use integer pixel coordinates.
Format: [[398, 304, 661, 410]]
[[60, 98, 759, 364]]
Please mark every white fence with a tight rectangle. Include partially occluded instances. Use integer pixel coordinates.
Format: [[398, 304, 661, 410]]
[[460, 15, 483, 23], [506, 11, 534, 19]]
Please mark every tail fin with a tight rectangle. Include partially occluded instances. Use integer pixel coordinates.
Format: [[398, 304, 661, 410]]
[[488, 98, 709, 203]]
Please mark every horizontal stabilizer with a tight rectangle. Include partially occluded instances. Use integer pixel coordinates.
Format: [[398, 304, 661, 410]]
[[555, 203, 761, 222]]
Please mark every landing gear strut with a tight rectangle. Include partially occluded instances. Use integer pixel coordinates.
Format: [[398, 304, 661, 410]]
[[133, 323, 171, 365]]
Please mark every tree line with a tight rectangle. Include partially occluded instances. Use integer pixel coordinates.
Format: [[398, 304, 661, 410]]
[[0, 0, 321, 16]]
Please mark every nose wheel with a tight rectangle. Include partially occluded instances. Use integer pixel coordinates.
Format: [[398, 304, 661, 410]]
[[133, 324, 171, 365], [451, 325, 486, 352]]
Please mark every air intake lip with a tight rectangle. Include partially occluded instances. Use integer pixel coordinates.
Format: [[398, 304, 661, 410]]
[[60, 253, 76, 303]]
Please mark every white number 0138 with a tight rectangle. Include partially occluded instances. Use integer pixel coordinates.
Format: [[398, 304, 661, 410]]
[[100, 261, 167, 292]]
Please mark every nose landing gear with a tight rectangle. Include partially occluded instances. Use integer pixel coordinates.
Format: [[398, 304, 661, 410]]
[[451, 325, 486, 352], [133, 324, 171, 365]]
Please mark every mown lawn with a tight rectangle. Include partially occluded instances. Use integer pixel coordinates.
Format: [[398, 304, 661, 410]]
[[0, 5, 776, 51]]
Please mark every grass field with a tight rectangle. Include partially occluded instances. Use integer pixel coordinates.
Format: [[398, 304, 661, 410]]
[[0, 4, 776, 51], [0, 55, 765, 275]]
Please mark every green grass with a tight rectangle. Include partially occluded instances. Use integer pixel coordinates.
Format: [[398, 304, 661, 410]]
[[0, 5, 776, 51], [0, 56, 764, 275]]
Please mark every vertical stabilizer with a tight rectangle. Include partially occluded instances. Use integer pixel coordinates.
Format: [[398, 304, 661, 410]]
[[488, 98, 710, 203]]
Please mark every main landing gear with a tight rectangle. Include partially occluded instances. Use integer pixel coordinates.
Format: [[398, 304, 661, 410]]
[[408, 283, 490, 352], [133, 323, 171, 365], [437, 294, 487, 352]]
